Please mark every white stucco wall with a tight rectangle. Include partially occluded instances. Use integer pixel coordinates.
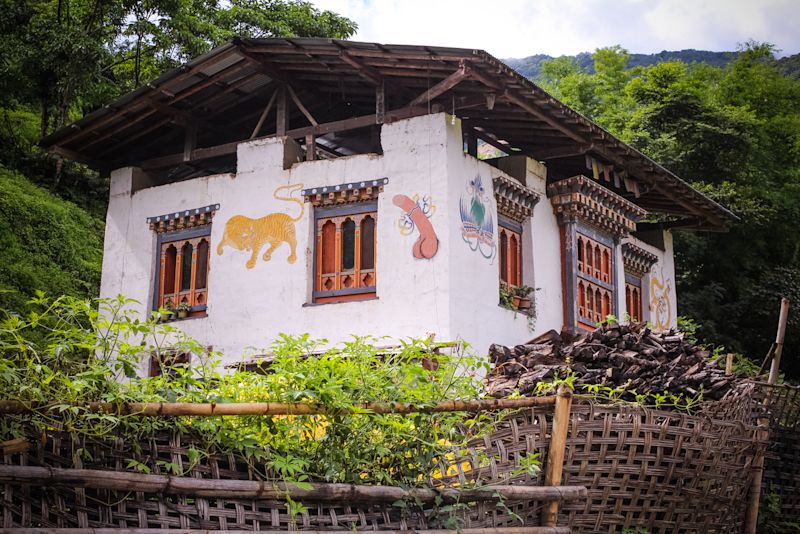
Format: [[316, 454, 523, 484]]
[[100, 111, 679, 369]]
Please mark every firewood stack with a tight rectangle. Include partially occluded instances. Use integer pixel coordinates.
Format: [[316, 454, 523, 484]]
[[487, 322, 740, 402]]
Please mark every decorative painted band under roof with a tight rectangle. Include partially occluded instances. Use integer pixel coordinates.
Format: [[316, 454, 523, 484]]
[[622, 242, 659, 278], [548, 175, 647, 238], [493, 175, 540, 223], [303, 178, 388, 207], [147, 204, 220, 232]]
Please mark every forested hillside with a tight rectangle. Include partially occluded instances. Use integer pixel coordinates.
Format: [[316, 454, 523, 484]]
[[506, 48, 800, 80], [1, 2, 798, 375], [0, 0, 356, 309], [534, 44, 800, 375]]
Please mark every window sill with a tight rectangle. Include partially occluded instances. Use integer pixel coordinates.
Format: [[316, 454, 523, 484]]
[[304, 296, 379, 307], [158, 313, 208, 323]]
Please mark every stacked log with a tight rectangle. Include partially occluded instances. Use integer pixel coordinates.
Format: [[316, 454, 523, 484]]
[[487, 323, 740, 402]]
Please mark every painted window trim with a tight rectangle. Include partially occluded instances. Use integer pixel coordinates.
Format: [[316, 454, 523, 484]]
[[312, 201, 378, 304], [151, 224, 212, 316], [498, 218, 523, 288], [574, 223, 617, 330]]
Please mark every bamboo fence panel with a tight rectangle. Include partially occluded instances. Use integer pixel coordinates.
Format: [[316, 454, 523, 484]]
[[1, 382, 790, 533], [0, 406, 556, 532], [754, 382, 800, 524]]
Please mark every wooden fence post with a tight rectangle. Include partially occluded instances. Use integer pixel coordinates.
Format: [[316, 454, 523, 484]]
[[541, 386, 573, 527], [744, 297, 790, 534]]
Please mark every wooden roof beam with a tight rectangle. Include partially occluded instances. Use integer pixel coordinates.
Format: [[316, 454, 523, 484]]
[[135, 104, 441, 170], [535, 144, 595, 160], [408, 62, 469, 107]]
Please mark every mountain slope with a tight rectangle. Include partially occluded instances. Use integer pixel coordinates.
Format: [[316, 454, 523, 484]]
[[504, 49, 739, 79]]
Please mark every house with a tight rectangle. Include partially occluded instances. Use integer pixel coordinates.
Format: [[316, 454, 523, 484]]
[[41, 38, 735, 369]]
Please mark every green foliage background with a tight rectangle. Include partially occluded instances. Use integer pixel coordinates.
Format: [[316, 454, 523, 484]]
[[0, 0, 357, 315], [537, 43, 800, 376]]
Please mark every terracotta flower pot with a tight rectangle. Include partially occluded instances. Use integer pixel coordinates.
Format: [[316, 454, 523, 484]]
[[178, 309, 189, 319], [517, 297, 531, 310], [512, 295, 522, 309]]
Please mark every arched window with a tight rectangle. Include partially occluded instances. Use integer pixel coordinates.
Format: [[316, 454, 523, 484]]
[[314, 205, 378, 303], [498, 222, 523, 289]]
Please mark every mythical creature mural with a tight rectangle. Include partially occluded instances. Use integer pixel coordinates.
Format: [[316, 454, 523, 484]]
[[393, 193, 439, 259], [459, 176, 496, 260], [650, 266, 673, 331], [217, 183, 304, 269]]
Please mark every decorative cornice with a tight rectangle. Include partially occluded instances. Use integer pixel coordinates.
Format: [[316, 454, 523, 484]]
[[493, 175, 540, 223], [147, 204, 219, 233], [547, 175, 646, 238], [303, 178, 388, 207], [622, 242, 659, 278]]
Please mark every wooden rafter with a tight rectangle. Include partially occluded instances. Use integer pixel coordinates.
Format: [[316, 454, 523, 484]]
[[287, 85, 318, 126], [407, 63, 469, 107], [136, 104, 440, 170], [250, 90, 278, 139]]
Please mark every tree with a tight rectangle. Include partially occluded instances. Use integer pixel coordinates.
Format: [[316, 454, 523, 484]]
[[537, 43, 800, 376]]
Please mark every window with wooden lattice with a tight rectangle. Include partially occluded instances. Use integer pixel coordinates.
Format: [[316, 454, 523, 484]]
[[625, 279, 643, 322], [314, 202, 377, 304], [155, 227, 211, 318], [576, 233, 614, 326], [498, 223, 522, 288]]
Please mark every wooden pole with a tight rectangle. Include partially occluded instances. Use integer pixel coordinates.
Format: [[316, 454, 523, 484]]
[[305, 133, 316, 161], [767, 297, 790, 385], [541, 386, 573, 527], [249, 90, 277, 139], [0, 465, 586, 504], [725, 353, 734, 376], [0, 396, 557, 417], [0, 528, 573, 534], [744, 297, 790, 534]]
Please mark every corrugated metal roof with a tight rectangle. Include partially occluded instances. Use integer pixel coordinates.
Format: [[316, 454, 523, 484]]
[[40, 38, 736, 228]]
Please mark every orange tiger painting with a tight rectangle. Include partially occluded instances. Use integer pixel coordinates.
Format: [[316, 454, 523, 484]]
[[216, 183, 304, 269]]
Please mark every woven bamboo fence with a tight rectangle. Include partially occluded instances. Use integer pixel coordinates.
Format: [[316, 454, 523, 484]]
[[0, 383, 791, 533], [755, 382, 800, 524]]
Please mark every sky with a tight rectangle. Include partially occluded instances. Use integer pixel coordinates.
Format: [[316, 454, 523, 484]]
[[310, 0, 800, 58]]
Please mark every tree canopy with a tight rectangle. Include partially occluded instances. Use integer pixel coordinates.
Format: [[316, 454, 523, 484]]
[[538, 43, 800, 375]]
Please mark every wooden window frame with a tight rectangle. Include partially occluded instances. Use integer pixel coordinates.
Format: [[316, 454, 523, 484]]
[[625, 274, 643, 322], [575, 230, 615, 329], [152, 225, 211, 318], [498, 216, 523, 289], [313, 202, 377, 304]]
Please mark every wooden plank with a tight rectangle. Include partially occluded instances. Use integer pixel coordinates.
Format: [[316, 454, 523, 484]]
[[287, 84, 318, 126], [250, 90, 278, 139], [541, 386, 573, 527], [408, 63, 469, 107], [183, 121, 197, 162], [276, 84, 288, 136], [305, 134, 316, 161], [48, 145, 103, 169], [534, 144, 594, 160]]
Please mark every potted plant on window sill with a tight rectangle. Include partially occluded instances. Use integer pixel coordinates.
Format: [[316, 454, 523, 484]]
[[515, 285, 535, 311], [161, 299, 176, 321], [499, 284, 516, 310], [176, 302, 191, 319]]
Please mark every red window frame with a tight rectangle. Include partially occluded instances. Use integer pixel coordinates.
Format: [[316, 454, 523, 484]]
[[314, 205, 377, 304], [499, 225, 522, 288]]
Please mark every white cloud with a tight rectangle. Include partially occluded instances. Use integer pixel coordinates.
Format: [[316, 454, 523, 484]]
[[311, 0, 800, 57]]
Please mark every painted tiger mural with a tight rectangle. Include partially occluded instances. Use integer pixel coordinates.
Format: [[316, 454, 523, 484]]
[[216, 183, 304, 269]]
